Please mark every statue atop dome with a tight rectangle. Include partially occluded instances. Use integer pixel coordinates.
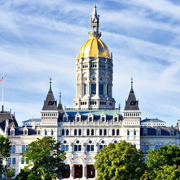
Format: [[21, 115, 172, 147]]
[[88, 4, 101, 38]]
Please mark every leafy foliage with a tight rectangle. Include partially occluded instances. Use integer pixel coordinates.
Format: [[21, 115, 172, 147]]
[[0, 135, 11, 179], [4, 166, 15, 180], [145, 144, 180, 179], [94, 140, 146, 180], [21, 136, 66, 180]]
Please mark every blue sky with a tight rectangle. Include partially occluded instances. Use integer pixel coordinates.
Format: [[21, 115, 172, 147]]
[[0, 0, 180, 126]]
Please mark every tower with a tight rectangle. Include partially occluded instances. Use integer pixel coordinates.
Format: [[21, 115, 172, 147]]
[[123, 78, 141, 149], [73, 4, 115, 109]]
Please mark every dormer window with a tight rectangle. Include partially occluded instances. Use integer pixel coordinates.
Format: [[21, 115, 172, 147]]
[[77, 117, 80, 122], [64, 117, 68, 122], [143, 129, 147, 135], [24, 130, 28, 135], [102, 117, 105, 122], [114, 117, 117, 122], [171, 130, 174, 135], [157, 129, 161, 136], [11, 130, 14, 135], [38, 130, 41, 135], [89, 117, 92, 122]]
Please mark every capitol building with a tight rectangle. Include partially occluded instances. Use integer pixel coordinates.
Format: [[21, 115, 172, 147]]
[[0, 5, 180, 180]]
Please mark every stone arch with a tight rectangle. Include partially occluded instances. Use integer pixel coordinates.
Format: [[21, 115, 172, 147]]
[[85, 156, 95, 165], [73, 156, 84, 165], [64, 157, 71, 164]]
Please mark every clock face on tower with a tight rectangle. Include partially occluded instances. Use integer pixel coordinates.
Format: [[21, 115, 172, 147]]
[[48, 101, 54, 105], [130, 101, 135, 105]]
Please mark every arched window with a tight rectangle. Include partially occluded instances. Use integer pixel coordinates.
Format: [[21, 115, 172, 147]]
[[99, 129, 102, 136], [79, 129, 81, 136], [112, 129, 115, 136], [45, 130, 47, 136], [134, 130, 136, 136], [74, 129, 77, 136], [127, 130, 130, 136], [117, 129, 119, 135], [66, 129, 69, 136], [91, 129, 94, 136], [51, 131, 54, 136], [62, 129, 65, 136], [104, 129, 107, 136], [87, 129, 90, 136]]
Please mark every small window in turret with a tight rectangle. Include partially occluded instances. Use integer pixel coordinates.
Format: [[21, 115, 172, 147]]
[[77, 117, 80, 122]]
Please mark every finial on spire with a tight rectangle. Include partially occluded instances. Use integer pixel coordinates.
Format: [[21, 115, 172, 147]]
[[49, 77, 52, 93], [130, 77, 134, 93]]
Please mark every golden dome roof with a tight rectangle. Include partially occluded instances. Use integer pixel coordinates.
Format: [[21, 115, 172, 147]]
[[78, 38, 110, 59]]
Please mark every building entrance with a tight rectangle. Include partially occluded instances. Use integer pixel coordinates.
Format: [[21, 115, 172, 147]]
[[62, 165, 70, 178], [87, 165, 95, 178], [75, 165, 82, 178]]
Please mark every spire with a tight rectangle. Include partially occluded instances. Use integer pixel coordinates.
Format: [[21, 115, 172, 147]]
[[58, 92, 63, 110], [88, 4, 101, 38], [130, 77, 134, 93], [49, 77, 52, 93]]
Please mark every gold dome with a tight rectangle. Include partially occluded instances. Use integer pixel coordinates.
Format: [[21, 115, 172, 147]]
[[78, 38, 110, 59]]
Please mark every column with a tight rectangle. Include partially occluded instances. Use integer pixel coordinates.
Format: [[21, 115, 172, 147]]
[[82, 164, 86, 179], [69, 164, 73, 179], [95, 170, 98, 178]]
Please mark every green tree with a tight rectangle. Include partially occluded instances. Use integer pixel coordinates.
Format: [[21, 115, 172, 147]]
[[145, 144, 180, 179], [0, 135, 11, 179], [4, 166, 15, 180], [94, 140, 146, 180], [21, 136, 66, 180]]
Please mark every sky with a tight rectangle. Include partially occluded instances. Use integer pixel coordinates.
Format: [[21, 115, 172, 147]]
[[0, 0, 180, 126]]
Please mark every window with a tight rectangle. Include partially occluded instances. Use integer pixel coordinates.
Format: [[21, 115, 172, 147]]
[[12, 145, 15, 153], [99, 129, 102, 136], [155, 145, 161, 150], [66, 129, 69, 136], [12, 158, 16, 164], [117, 129, 119, 135], [87, 129, 90, 136], [157, 130, 161, 135], [107, 85, 110, 96], [11, 130, 14, 135], [114, 117, 117, 122], [8, 158, 11, 164], [45, 130, 47, 136], [102, 117, 105, 122], [87, 145, 94, 151], [143, 130, 147, 135], [127, 130, 130, 136], [62, 145, 69, 151], [84, 84, 88, 95], [112, 129, 115, 136], [22, 145, 25, 153], [134, 131, 136, 136], [89, 117, 92, 122], [74, 145, 81, 151], [142, 145, 149, 154], [171, 130, 174, 135], [79, 129, 81, 136], [99, 84, 103, 94], [62, 129, 65, 136], [38, 130, 40, 135], [21, 158, 24, 164], [134, 144, 136, 148], [64, 117, 68, 122], [91, 129, 94, 136], [77, 117, 80, 122], [104, 129, 107, 136], [74, 129, 77, 136], [91, 84, 96, 94], [51, 131, 54, 136], [99, 145, 106, 150], [26, 145, 28, 151], [24, 130, 27, 135]]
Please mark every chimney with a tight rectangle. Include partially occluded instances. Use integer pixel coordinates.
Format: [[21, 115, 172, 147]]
[[32, 119, 36, 129]]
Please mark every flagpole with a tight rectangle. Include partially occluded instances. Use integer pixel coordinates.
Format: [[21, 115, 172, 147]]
[[2, 74, 4, 112]]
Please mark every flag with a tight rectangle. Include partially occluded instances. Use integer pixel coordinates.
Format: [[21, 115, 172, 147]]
[[0, 77, 3, 82]]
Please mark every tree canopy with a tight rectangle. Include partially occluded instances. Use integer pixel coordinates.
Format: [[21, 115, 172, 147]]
[[145, 144, 180, 179], [21, 136, 66, 180], [94, 140, 146, 180], [0, 135, 11, 179]]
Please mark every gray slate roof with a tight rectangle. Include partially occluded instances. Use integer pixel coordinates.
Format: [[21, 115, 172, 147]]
[[141, 118, 165, 123]]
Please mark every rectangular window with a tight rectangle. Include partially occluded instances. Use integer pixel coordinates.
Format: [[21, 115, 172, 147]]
[[84, 84, 88, 95], [12, 158, 16, 164], [91, 84, 96, 94], [21, 158, 24, 164], [64, 117, 67, 122], [107, 85, 109, 96], [89, 117, 92, 122], [87, 145, 94, 152], [155, 145, 161, 150], [99, 84, 103, 94], [114, 117, 117, 122], [102, 117, 105, 122], [142, 145, 149, 154], [66, 145, 69, 151], [74, 145, 81, 151], [77, 117, 80, 122], [26, 145, 29, 150], [87, 145, 90, 151], [62, 145, 65, 151], [117, 129, 119, 135], [134, 131, 136, 136], [22, 145, 25, 153], [38, 130, 40, 135], [8, 158, 11, 165], [100, 129, 102, 136], [91, 145, 94, 151], [79, 129, 81, 136], [9, 146, 11, 153], [12, 145, 15, 153]]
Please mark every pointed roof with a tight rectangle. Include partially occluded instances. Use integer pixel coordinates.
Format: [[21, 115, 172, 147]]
[[57, 92, 63, 110], [42, 78, 57, 111], [92, 4, 98, 19], [124, 78, 139, 111]]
